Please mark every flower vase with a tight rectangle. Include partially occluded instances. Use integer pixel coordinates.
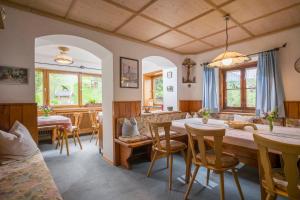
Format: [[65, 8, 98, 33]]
[[269, 120, 274, 132], [202, 117, 208, 124], [43, 112, 49, 117]]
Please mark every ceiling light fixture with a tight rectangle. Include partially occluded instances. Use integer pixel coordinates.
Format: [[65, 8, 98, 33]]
[[208, 15, 250, 68], [0, 7, 6, 29], [54, 46, 73, 65]]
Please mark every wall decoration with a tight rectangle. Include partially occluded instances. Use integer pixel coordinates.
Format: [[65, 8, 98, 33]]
[[166, 85, 173, 92], [182, 58, 196, 87], [167, 71, 172, 79], [120, 57, 139, 88], [0, 66, 28, 84]]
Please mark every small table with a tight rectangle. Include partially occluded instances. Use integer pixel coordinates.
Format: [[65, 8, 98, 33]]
[[38, 115, 72, 156]]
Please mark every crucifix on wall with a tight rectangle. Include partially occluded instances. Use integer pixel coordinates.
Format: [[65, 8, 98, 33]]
[[182, 58, 196, 87]]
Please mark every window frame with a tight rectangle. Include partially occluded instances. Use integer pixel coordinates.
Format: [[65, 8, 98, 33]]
[[152, 74, 163, 105], [219, 62, 257, 113], [143, 70, 163, 106], [35, 68, 102, 108]]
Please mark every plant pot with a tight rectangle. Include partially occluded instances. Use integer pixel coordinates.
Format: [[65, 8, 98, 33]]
[[167, 106, 173, 111]]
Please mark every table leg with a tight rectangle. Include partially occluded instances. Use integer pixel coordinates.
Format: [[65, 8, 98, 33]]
[[257, 152, 266, 200], [64, 126, 70, 156], [185, 143, 192, 184]]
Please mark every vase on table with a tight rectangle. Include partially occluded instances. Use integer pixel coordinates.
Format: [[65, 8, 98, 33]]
[[43, 112, 49, 117], [268, 120, 274, 132], [202, 117, 208, 124]]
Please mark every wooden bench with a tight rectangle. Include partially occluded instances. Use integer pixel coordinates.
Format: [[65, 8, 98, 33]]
[[114, 112, 188, 169]]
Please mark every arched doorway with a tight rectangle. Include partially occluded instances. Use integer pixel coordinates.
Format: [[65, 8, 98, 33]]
[[35, 35, 114, 161], [142, 56, 178, 112]]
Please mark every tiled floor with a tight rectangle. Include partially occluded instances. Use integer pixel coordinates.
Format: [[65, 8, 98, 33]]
[[39, 136, 286, 200]]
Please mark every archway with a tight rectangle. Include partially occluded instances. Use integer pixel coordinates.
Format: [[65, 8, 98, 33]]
[[142, 56, 178, 112], [35, 35, 114, 161]]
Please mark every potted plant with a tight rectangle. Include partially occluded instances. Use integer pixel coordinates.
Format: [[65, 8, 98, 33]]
[[264, 109, 278, 132], [198, 108, 210, 124], [85, 98, 98, 107], [40, 105, 52, 117]]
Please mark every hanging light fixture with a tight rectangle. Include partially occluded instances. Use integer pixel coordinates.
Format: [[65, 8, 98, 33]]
[[208, 15, 250, 68], [54, 46, 73, 65], [0, 7, 6, 29]]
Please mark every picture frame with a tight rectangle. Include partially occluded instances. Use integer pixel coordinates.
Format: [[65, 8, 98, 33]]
[[0, 66, 28, 85], [166, 85, 174, 92], [120, 57, 139, 88], [167, 71, 172, 79]]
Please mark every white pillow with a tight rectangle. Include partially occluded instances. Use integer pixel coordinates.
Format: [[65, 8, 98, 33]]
[[186, 113, 192, 119], [233, 114, 254, 123], [122, 118, 140, 138], [0, 121, 39, 164]]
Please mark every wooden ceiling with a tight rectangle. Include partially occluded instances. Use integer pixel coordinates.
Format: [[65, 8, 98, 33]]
[[4, 0, 300, 54]]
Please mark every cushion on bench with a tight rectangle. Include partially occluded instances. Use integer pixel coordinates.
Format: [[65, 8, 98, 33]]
[[118, 135, 149, 143]]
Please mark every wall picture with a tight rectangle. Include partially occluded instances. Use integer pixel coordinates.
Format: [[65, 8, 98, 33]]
[[167, 71, 172, 79], [0, 66, 28, 84], [120, 57, 139, 88], [166, 85, 173, 92]]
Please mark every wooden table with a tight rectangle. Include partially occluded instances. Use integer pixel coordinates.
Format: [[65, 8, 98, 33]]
[[171, 118, 300, 199], [38, 115, 72, 156]]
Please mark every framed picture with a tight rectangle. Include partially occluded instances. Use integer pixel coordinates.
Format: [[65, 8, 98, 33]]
[[0, 66, 28, 84], [120, 57, 139, 88], [167, 71, 172, 79], [166, 86, 173, 92]]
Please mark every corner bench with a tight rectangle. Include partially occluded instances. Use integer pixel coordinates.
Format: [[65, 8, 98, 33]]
[[114, 111, 187, 169]]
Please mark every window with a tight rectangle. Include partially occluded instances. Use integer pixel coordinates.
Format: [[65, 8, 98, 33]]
[[153, 76, 163, 105], [35, 70, 43, 106], [82, 75, 102, 104], [35, 69, 101, 107], [220, 63, 257, 111], [49, 73, 78, 105]]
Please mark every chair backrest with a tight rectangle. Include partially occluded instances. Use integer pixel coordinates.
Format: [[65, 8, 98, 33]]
[[253, 133, 300, 199], [89, 110, 98, 126], [185, 124, 225, 169], [149, 122, 172, 152], [73, 112, 83, 129]]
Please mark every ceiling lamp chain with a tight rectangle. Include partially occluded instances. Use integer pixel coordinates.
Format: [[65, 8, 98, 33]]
[[208, 15, 250, 68], [54, 46, 74, 65]]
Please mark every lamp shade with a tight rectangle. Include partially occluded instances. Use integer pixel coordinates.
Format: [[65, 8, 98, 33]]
[[54, 46, 73, 65], [208, 51, 250, 68]]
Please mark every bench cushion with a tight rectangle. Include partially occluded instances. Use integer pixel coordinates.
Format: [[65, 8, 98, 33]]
[[118, 135, 148, 143]]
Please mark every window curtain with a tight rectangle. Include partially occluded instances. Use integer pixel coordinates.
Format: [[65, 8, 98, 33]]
[[256, 50, 285, 117], [203, 65, 218, 112]]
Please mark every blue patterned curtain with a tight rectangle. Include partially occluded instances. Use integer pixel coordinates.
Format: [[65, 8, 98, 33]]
[[203, 65, 218, 112], [256, 50, 285, 117]]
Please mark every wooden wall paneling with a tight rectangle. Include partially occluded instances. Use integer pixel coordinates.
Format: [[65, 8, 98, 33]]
[[284, 101, 300, 119], [0, 103, 38, 143], [179, 100, 202, 112]]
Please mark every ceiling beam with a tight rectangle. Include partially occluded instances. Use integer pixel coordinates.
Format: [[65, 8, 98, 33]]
[[112, 0, 159, 32], [64, 0, 77, 19]]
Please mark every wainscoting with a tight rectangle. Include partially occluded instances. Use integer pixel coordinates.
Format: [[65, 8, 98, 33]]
[[284, 101, 300, 118], [113, 101, 141, 166], [0, 103, 38, 143], [179, 100, 202, 112]]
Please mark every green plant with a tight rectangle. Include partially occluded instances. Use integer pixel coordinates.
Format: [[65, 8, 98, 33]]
[[198, 108, 210, 118], [88, 98, 96, 104]]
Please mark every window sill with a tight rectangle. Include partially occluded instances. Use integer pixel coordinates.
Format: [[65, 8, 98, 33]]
[[220, 109, 255, 115]]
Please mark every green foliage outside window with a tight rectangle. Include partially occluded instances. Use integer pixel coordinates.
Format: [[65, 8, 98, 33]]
[[153, 76, 163, 105], [82, 75, 102, 105], [35, 71, 43, 106]]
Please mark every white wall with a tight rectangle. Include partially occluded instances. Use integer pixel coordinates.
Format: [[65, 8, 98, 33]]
[[189, 26, 300, 101], [0, 6, 183, 162], [163, 68, 177, 111]]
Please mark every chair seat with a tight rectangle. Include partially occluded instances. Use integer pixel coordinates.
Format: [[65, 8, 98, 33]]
[[196, 151, 239, 169], [271, 168, 300, 191], [159, 139, 187, 152], [58, 125, 77, 132]]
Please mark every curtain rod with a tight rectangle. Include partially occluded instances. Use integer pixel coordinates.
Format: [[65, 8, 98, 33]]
[[34, 62, 102, 71], [199, 43, 287, 66]]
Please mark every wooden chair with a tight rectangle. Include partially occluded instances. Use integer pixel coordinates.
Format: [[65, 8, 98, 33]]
[[184, 124, 244, 200], [146, 122, 187, 190], [253, 133, 300, 200], [56, 113, 83, 152], [89, 110, 101, 145]]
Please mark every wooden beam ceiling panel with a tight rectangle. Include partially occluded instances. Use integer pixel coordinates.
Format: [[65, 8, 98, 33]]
[[150, 30, 194, 48], [221, 0, 300, 23], [67, 0, 134, 31], [174, 41, 212, 54], [9, 0, 73, 17], [109, 0, 152, 11], [142, 0, 212, 27], [117, 16, 169, 41], [244, 5, 300, 36], [202, 27, 251, 47]]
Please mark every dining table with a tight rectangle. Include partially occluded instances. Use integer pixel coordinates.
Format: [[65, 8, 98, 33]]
[[38, 115, 72, 156], [171, 118, 300, 199]]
